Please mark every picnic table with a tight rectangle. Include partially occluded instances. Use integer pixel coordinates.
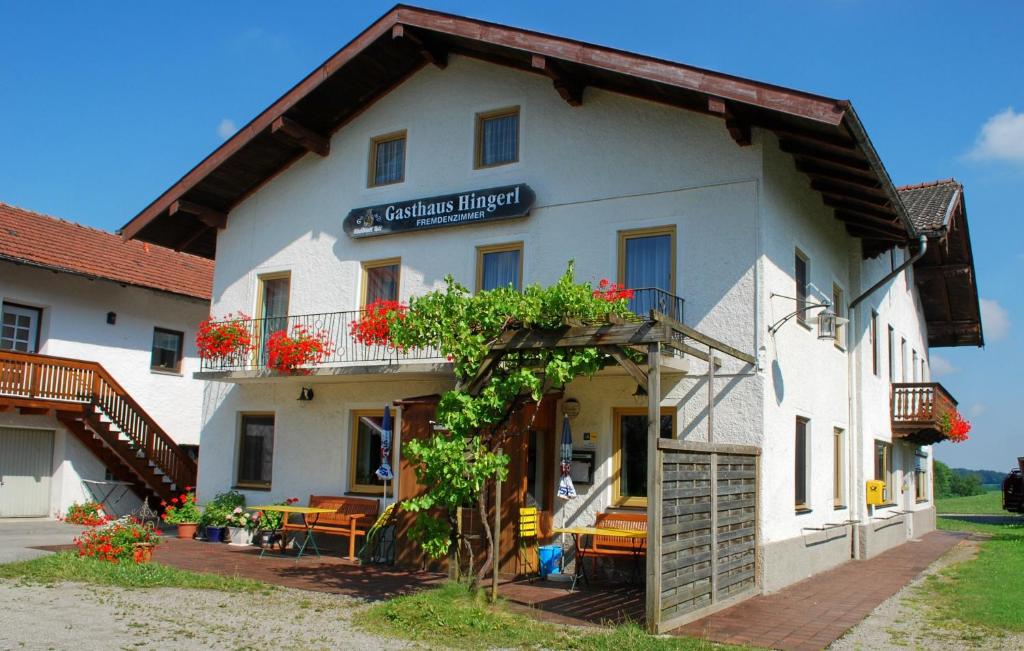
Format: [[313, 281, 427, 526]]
[[249, 505, 337, 561], [552, 526, 646, 591]]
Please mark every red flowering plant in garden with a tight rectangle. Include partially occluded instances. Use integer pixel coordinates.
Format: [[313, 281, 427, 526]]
[[196, 312, 254, 361], [592, 278, 635, 303], [161, 488, 202, 524], [939, 410, 972, 443], [349, 299, 408, 348], [265, 326, 334, 374], [62, 501, 110, 526], [74, 516, 161, 564]]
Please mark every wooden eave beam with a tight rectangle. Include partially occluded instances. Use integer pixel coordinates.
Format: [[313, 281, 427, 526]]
[[662, 339, 722, 368], [822, 197, 897, 221], [270, 116, 330, 157], [392, 24, 448, 69], [168, 200, 227, 230], [796, 161, 881, 189], [531, 54, 584, 106], [708, 96, 751, 146], [650, 312, 756, 365], [845, 224, 905, 241], [172, 225, 212, 253], [811, 180, 890, 207], [601, 346, 648, 391], [832, 210, 905, 235], [913, 263, 973, 280], [778, 138, 871, 170]]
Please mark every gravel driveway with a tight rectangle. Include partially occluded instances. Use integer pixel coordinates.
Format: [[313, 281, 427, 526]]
[[0, 580, 408, 650]]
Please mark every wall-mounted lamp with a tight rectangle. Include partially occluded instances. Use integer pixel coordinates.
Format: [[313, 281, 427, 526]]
[[767, 293, 847, 342], [563, 398, 581, 419], [297, 387, 314, 401], [106, 311, 117, 325]]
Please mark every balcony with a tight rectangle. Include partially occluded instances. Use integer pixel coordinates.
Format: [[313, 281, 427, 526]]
[[890, 382, 959, 445], [199, 289, 685, 378]]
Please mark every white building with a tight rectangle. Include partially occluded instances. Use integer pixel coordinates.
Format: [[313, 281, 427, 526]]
[[120, 7, 982, 628], [0, 203, 211, 518]]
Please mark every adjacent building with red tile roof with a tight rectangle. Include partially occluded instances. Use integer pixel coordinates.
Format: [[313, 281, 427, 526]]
[[0, 202, 213, 300]]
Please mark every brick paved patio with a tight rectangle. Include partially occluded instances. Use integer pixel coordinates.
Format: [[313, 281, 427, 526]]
[[672, 529, 968, 650]]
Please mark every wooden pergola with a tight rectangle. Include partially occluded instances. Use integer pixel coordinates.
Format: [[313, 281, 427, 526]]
[[457, 309, 758, 630]]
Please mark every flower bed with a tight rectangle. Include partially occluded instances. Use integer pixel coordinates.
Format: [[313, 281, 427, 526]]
[[63, 501, 109, 526], [74, 517, 161, 564]]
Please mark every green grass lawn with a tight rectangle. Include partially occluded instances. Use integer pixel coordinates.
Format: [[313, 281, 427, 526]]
[[927, 517, 1024, 632], [0, 551, 271, 593], [935, 489, 1005, 514], [355, 582, 744, 650]]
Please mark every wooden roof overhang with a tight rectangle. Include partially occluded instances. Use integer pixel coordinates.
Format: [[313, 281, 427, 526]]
[[120, 4, 914, 259], [913, 192, 984, 347]]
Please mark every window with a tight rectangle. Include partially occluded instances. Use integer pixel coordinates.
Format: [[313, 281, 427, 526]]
[[887, 325, 896, 382], [795, 417, 809, 510], [912, 350, 919, 382], [900, 338, 907, 382], [1, 302, 41, 353], [921, 357, 928, 382], [613, 407, 674, 507], [362, 258, 401, 307], [833, 428, 846, 508], [150, 327, 184, 372], [368, 131, 406, 186], [831, 283, 845, 348], [256, 272, 290, 364], [795, 250, 809, 326], [870, 311, 879, 376], [237, 414, 274, 488], [619, 226, 675, 317], [350, 410, 393, 494], [915, 458, 929, 502], [874, 440, 894, 504], [477, 242, 523, 291], [475, 107, 519, 168]]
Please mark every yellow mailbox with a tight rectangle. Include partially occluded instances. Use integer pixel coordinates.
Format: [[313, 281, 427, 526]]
[[866, 480, 886, 506]]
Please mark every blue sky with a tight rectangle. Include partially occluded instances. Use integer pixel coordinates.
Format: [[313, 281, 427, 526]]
[[1, 1, 1020, 470]]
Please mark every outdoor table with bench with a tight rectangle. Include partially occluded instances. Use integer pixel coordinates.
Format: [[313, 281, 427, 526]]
[[252, 495, 380, 562], [250, 504, 338, 560], [552, 525, 647, 591]]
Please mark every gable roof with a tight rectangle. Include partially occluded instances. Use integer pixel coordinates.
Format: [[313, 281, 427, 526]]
[[0, 202, 213, 301], [121, 4, 914, 259], [898, 179, 961, 234], [897, 180, 983, 348]]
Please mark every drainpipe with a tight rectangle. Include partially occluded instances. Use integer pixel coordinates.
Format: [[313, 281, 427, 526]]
[[846, 235, 927, 560]]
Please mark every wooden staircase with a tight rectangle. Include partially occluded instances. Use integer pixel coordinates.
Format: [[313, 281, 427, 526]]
[[0, 350, 197, 504]]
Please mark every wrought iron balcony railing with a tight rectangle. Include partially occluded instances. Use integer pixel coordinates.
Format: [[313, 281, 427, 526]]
[[628, 287, 685, 324]]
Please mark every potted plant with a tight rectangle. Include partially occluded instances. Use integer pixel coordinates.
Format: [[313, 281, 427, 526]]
[[196, 312, 254, 363], [252, 497, 298, 551], [226, 507, 256, 546], [939, 409, 972, 443], [161, 488, 201, 539], [201, 490, 246, 543], [349, 299, 407, 347], [74, 516, 161, 563], [265, 326, 334, 374]]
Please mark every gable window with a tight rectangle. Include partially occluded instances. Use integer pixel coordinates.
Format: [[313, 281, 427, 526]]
[[477, 242, 523, 291], [362, 258, 401, 307], [368, 131, 406, 187], [874, 440, 894, 504], [475, 107, 519, 168], [870, 311, 880, 377], [795, 250, 809, 326], [613, 407, 674, 507], [831, 283, 845, 349], [795, 417, 809, 510], [1, 302, 41, 353], [151, 327, 184, 372], [619, 226, 675, 318], [833, 427, 846, 509], [237, 414, 274, 489], [350, 410, 392, 494]]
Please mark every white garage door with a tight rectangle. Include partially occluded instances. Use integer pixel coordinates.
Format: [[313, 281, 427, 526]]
[[0, 427, 54, 518]]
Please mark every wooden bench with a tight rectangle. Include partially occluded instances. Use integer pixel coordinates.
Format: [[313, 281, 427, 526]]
[[282, 495, 379, 560], [578, 512, 647, 575]]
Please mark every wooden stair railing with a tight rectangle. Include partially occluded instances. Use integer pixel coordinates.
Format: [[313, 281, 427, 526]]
[[0, 350, 196, 500]]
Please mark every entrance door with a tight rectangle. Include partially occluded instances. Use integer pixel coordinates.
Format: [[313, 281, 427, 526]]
[[0, 427, 54, 517]]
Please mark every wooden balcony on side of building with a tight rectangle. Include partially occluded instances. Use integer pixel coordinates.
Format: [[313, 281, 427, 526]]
[[890, 382, 958, 445]]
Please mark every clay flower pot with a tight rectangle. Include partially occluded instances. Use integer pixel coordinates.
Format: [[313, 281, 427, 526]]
[[175, 522, 199, 539], [133, 543, 155, 563]]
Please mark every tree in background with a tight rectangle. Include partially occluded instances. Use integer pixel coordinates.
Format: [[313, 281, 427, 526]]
[[934, 460, 953, 498], [934, 460, 987, 498]]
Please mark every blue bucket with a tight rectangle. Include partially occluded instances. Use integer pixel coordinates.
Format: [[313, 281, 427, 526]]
[[205, 526, 225, 543], [538, 544, 562, 577]]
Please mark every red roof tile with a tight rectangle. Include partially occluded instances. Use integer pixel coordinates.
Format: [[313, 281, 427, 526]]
[[0, 202, 213, 301]]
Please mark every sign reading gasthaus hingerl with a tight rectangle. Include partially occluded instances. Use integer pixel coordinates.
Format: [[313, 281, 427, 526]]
[[343, 184, 535, 238]]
